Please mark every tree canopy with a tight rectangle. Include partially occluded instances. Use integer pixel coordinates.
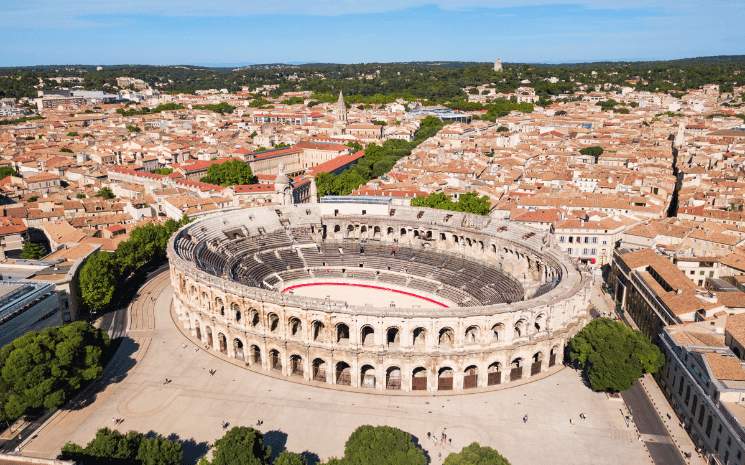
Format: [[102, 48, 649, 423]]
[[410, 192, 492, 216], [273, 452, 307, 465], [200, 426, 271, 465], [568, 318, 665, 392], [579, 146, 604, 163], [444, 443, 511, 465], [200, 159, 256, 186], [326, 425, 426, 465], [20, 241, 45, 260], [59, 427, 182, 465], [0, 166, 18, 179], [79, 251, 120, 312], [0, 322, 110, 422], [97, 187, 115, 200]]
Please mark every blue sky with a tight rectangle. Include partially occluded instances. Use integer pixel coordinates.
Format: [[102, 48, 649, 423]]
[[2, 1, 744, 66]]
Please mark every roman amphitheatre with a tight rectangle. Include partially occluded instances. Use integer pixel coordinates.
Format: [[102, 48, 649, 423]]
[[168, 202, 592, 393]]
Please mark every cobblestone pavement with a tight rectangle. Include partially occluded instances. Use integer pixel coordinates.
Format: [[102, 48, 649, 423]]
[[20, 277, 652, 465]]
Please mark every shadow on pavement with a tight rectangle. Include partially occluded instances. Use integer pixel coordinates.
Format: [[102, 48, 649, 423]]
[[65, 338, 140, 412], [264, 429, 288, 462], [161, 433, 210, 465], [410, 434, 431, 464], [300, 451, 320, 465]]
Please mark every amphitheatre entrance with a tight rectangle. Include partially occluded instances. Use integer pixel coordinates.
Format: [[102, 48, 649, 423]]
[[282, 282, 450, 308]]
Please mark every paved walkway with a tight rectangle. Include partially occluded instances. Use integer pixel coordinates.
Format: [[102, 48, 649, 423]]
[[19, 277, 652, 465], [591, 282, 705, 465]]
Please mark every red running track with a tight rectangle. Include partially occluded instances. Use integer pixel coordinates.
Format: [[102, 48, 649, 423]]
[[281, 282, 449, 308]]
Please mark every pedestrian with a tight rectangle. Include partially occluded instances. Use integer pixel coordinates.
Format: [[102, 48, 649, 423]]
[[449, 438, 451, 445], [438, 453, 442, 460], [113, 417, 116, 423], [523, 414, 528, 423], [18, 434, 22, 440], [570, 418, 575, 425], [427, 432, 431, 439]]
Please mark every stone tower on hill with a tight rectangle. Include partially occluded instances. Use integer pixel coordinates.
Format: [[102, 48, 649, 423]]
[[494, 59, 503, 72], [335, 91, 348, 123]]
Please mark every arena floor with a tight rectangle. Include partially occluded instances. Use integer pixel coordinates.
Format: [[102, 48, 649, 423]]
[[282, 282, 450, 308]]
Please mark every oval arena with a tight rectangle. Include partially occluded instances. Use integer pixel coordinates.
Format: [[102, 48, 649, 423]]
[[167, 203, 592, 393]]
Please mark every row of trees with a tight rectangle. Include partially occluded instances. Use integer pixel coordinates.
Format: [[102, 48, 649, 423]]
[[199, 159, 256, 186], [314, 116, 447, 196], [0, 322, 111, 422], [410, 192, 492, 216], [60, 427, 182, 465], [79, 216, 192, 313]]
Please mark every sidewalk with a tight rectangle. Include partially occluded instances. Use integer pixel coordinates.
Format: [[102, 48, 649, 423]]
[[593, 282, 706, 465]]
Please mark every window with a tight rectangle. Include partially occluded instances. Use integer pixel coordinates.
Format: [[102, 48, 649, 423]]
[[699, 270, 705, 275], [592, 237, 598, 244], [559, 236, 565, 243], [710, 271, 714, 277], [361, 210, 366, 215], [567, 248, 573, 255], [602, 240, 607, 245], [591, 249, 597, 255], [706, 416, 713, 437], [690, 270, 695, 275], [582, 248, 589, 255], [584, 237, 589, 244]]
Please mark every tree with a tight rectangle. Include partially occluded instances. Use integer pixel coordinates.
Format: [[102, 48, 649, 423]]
[[411, 192, 491, 216], [496, 126, 509, 132], [76, 193, 86, 199], [28, 196, 38, 202], [59, 427, 182, 465], [568, 318, 665, 392], [97, 187, 115, 200], [20, 241, 44, 260], [202, 426, 271, 465], [66, 131, 78, 137], [60, 148, 73, 153], [274, 451, 307, 465], [0, 166, 18, 179], [327, 425, 425, 465], [79, 251, 120, 312], [346, 141, 364, 153], [444, 443, 511, 465], [126, 125, 141, 133], [0, 322, 110, 422], [579, 145, 604, 163], [200, 159, 255, 186]]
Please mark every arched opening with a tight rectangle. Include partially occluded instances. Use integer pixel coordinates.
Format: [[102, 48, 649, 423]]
[[438, 367, 454, 391], [290, 354, 303, 377], [386, 327, 400, 348], [453, 235, 459, 244], [268, 313, 279, 332], [250, 308, 260, 327], [346, 225, 355, 238], [400, 227, 407, 237], [438, 327, 454, 347], [534, 314, 546, 331], [387, 227, 394, 236], [269, 349, 281, 372], [233, 339, 244, 361], [386, 366, 402, 390], [465, 325, 479, 344], [334, 224, 341, 234], [466, 238, 472, 247], [195, 322, 202, 341], [412, 367, 428, 391], [250, 345, 261, 365], [514, 319, 527, 338], [360, 364, 376, 388], [361, 325, 375, 347], [510, 358, 523, 381], [413, 230, 420, 238], [289, 317, 302, 338], [464, 365, 478, 389], [312, 321, 325, 342], [215, 297, 224, 315], [531, 352, 544, 376], [491, 323, 504, 342], [478, 241, 484, 251], [231, 303, 241, 322], [491, 244, 496, 253], [217, 333, 227, 354], [549, 346, 558, 367], [374, 226, 381, 238], [336, 323, 350, 345], [412, 327, 427, 348], [488, 362, 502, 385], [190, 285, 197, 296], [335, 361, 351, 386], [312, 358, 327, 382], [205, 326, 213, 348]]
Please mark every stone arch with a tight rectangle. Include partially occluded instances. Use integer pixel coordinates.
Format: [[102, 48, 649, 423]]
[[250, 345, 261, 364], [311, 320, 326, 342], [217, 332, 227, 354], [288, 317, 302, 338], [438, 327, 454, 347], [487, 361, 502, 385], [386, 366, 402, 390], [335, 361, 351, 385], [386, 326, 401, 348], [205, 326, 214, 347], [534, 313, 546, 331], [438, 366, 454, 391], [194, 320, 202, 340], [478, 240, 484, 251], [413, 230, 420, 238], [549, 345, 559, 367], [412, 327, 427, 348], [190, 284, 197, 296], [412, 367, 428, 391], [336, 323, 350, 344], [268, 349, 282, 371], [250, 308, 260, 327], [531, 351, 544, 375], [387, 227, 394, 236], [361, 325, 375, 347], [374, 226, 381, 238], [491, 323, 505, 342], [346, 224, 355, 238], [514, 318, 527, 338], [231, 302, 241, 322], [312, 358, 327, 382], [289, 354, 303, 377], [215, 297, 224, 315], [268, 313, 279, 332], [465, 325, 480, 344], [464, 365, 478, 389], [233, 338, 244, 360], [334, 224, 341, 234], [360, 364, 376, 388], [400, 227, 407, 237], [510, 357, 524, 381]]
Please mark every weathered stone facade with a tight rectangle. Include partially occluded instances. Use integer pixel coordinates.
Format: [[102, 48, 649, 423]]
[[168, 204, 591, 393]]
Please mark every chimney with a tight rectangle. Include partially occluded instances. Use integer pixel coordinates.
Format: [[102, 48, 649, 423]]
[[676, 289, 682, 295]]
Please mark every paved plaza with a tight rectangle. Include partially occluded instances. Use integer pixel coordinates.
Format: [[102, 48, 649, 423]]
[[21, 275, 652, 465]]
